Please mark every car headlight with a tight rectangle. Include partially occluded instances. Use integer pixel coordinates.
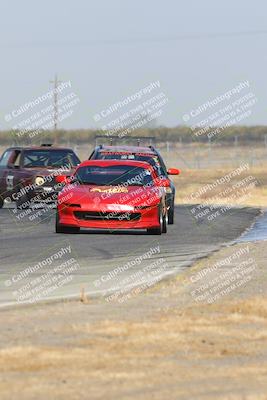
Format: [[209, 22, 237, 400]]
[[164, 187, 172, 193], [35, 176, 45, 186], [107, 204, 134, 211]]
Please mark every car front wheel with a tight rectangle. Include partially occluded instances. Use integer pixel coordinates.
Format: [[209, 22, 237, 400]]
[[168, 202, 174, 224], [147, 205, 164, 235], [16, 186, 31, 210], [162, 209, 168, 234]]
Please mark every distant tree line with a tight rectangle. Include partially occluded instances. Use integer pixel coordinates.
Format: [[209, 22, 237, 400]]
[[1, 126, 267, 146]]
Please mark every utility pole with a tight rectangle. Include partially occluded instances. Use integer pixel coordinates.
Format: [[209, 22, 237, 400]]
[[49, 74, 62, 143]]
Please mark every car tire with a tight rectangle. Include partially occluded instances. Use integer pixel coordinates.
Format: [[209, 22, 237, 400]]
[[162, 209, 168, 234], [16, 187, 31, 210], [55, 211, 80, 234], [16, 197, 30, 210], [147, 205, 163, 235], [168, 202, 174, 225], [0, 196, 4, 209]]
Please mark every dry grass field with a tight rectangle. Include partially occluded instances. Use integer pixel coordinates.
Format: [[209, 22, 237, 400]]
[[173, 166, 267, 207]]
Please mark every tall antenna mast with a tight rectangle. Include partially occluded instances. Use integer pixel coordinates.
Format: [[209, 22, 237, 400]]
[[49, 74, 62, 131], [49, 74, 62, 145]]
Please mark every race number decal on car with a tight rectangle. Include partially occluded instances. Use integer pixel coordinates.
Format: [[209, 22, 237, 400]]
[[6, 175, 14, 191]]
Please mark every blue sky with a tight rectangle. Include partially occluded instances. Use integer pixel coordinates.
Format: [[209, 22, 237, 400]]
[[0, 0, 266, 129]]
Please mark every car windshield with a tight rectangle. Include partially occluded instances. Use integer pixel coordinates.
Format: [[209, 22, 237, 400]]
[[23, 150, 80, 168], [96, 152, 165, 176], [75, 165, 153, 186]]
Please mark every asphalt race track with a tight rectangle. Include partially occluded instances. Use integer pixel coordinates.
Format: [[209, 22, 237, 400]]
[[0, 204, 260, 307]]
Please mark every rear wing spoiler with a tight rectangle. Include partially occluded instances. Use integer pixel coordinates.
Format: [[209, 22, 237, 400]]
[[94, 135, 156, 147]]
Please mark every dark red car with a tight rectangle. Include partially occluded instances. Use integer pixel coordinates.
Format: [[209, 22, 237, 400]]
[[0, 144, 80, 209]]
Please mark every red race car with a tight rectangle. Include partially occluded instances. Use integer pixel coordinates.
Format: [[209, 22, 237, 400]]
[[55, 160, 169, 235]]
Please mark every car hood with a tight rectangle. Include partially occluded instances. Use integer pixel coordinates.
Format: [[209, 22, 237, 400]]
[[59, 184, 162, 208]]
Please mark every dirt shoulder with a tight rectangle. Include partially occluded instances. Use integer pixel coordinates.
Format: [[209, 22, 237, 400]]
[[0, 237, 267, 400]]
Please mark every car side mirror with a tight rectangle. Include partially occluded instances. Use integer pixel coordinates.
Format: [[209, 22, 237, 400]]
[[167, 168, 180, 175]]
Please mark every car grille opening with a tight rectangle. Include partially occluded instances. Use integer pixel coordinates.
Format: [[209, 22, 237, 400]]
[[74, 211, 141, 221]]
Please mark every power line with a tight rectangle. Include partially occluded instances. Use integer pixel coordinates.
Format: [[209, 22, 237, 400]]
[[2, 30, 267, 47]]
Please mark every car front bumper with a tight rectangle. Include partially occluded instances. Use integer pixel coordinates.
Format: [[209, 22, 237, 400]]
[[57, 204, 160, 230], [29, 186, 60, 203]]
